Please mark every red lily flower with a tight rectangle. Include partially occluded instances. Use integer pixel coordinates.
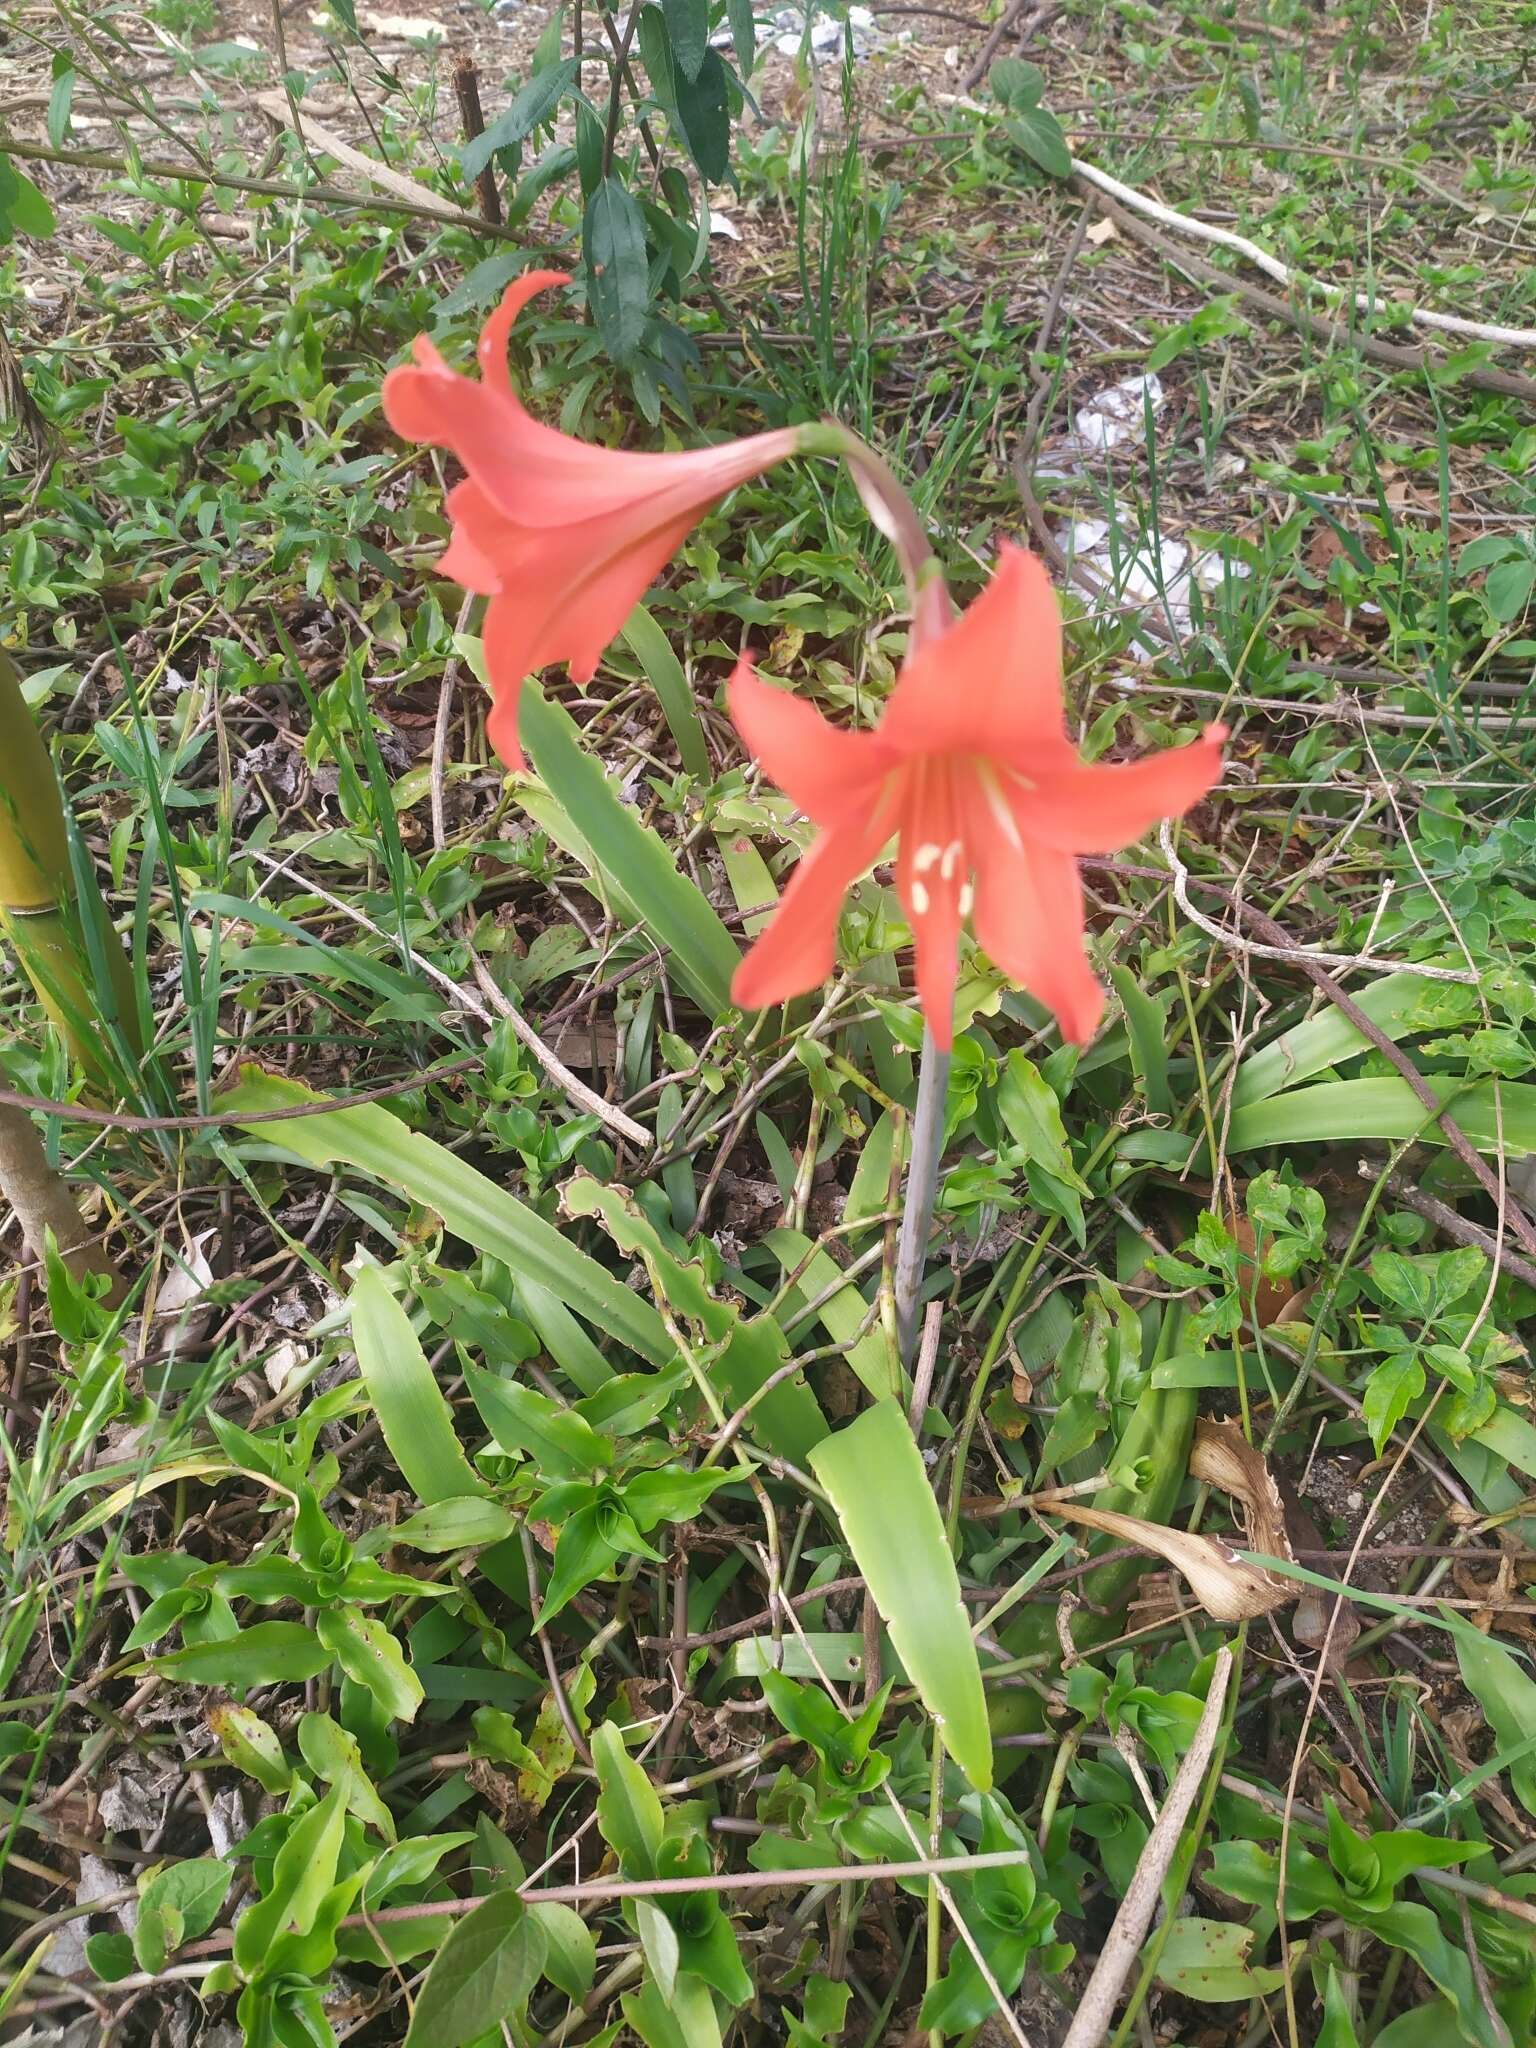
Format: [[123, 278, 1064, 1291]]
[[383, 271, 800, 771], [730, 543, 1225, 1049]]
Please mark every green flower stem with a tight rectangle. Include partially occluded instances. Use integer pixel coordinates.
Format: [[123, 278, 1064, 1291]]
[[895, 1028, 950, 1370], [794, 421, 952, 643]]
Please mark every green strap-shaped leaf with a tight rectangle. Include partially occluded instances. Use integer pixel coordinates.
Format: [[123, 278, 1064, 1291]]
[[225, 1066, 671, 1366], [518, 683, 742, 1021], [1232, 970, 1474, 1106], [351, 1265, 486, 1506], [619, 603, 710, 779], [810, 1399, 993, 1791]]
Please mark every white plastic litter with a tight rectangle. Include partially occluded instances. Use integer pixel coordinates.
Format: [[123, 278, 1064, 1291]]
[[709, 209, 742, 240], [363, 9, 443, 35], [1073, 372, 1166, 455], [1062, 517, 1249, 653], [771, 6, 881, 59]]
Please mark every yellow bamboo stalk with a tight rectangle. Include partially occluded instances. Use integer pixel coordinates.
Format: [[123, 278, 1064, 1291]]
[[0, 647, 140, 1084], [0, 648, 133, 1297]]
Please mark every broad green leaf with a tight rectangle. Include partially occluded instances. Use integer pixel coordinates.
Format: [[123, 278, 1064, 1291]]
[[233, 1779, 348, 1976], [403, 1890, 548, 2048], [209, 1703, 291, 1793], [152, 1621, 331, 1690], [1317, 1967, 1362, 2047], [673, 51, 731, 185], [1154, 1917, 1284, 2001], [357, 1496, 516, 1554], [1486, 556, 1536, 621], [1449, 1619, 1536, 1818], [1003, 104, 1071, 179], [462, 60, 582, 178], [140, 1859, 232, 1949], [592, 1720, 665, 1874], [531, 1901, 597, 2000], [1233, 972, 1474, 1105], [317, 1606, 423, 1723], [619, 602, 710, 778], [563, 1178, 828, 1461], [468, 1363, 611, 1476], [518, 686, 742, 1019], [86, 1932, 136, 1982], [810, 1400, 993, 1791], [582, 177, 650, 367], [351, 1265, 485, 1505], [47, 55, 74, 149], [1362, 1352, 1424, 1456], [0, 154, 56, 243], [1109, 964, 1171, 1115], [624, 1973, 724, 2048], [225, 1066, 670, 1366]]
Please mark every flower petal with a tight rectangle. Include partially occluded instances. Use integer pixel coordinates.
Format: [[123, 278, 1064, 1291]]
[[475, 268, 572, 396], [729, 658, 892, 826], [1012, 725, 1227, 854], [733, 819, 889, 1012], [879, 543, 1077, 766], [969, 794, 1104, 1045]]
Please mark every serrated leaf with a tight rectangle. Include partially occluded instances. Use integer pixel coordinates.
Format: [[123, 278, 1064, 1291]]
[[462, 58, 581, 179]]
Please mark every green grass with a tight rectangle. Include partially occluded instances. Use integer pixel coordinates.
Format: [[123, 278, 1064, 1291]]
[[2, 2, 1536, 2043]]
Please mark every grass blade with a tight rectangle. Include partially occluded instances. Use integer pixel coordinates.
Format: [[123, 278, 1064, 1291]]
[[518, 683, 742, 1020], [225, 1067, 671, 1366], [619, 603, 711, 779]]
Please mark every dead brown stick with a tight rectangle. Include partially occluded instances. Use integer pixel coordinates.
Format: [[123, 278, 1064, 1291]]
[[454, 55, 503, 224], [1204, 885, 1536, 1262], [1075, 179, 1536, 404], [1059, 1647, 1233, 2048], [960, 0, 1058, 93], [1369, 1163, 1536, 1292]]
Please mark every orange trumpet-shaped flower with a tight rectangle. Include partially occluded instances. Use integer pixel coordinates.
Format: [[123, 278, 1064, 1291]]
[[383, 271, 800, 771], [730, 544, 1226, 1050]]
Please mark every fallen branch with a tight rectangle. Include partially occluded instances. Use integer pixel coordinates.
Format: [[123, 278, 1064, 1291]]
[[1075, 183, 1536, 405], [1059, 1647, 1233, 2048], [0, 131, 520, 240], [1072, 154, 1536, 353]]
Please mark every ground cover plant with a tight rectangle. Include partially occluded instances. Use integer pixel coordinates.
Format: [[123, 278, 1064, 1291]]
[[2, 1, 1536, 2045]]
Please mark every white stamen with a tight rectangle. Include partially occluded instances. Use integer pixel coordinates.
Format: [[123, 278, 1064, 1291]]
[[977, 764, 1025, 853], [910, 881, 931, 916], [939, 839, 963, 880], [958, 881, 974, 917], [913, 842, 943, 874]]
